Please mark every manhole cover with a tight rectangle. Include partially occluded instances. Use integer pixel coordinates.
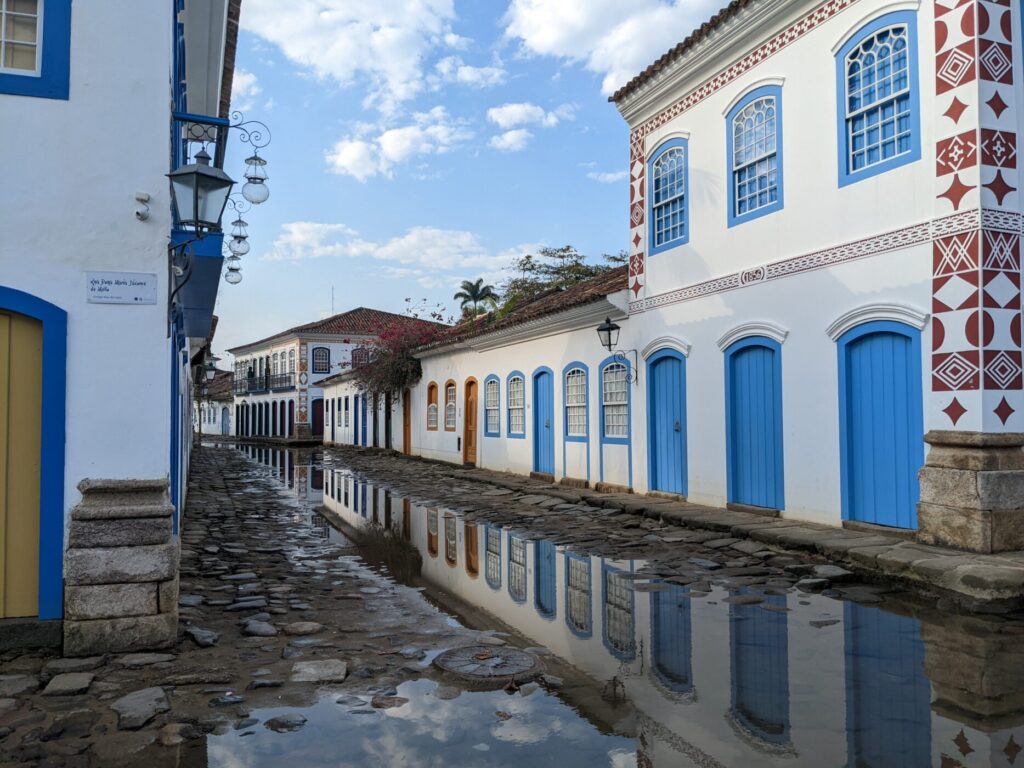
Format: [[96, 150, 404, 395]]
[[433, 646, 543, 687]]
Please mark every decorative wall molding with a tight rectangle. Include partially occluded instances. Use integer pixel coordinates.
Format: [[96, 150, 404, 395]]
[[641, 336, 692, 359], [720, 77, 786, 116], [716, 321, 789, 350], [825, 303, 930, 340], [828, 0, 923, 53]]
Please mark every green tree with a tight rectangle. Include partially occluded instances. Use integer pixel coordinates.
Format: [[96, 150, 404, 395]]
[[453, 278, 500, 317], [499, 245, 625, 310]]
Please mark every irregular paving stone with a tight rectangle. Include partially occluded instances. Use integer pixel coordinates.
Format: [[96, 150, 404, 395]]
[[185, 626, 220, 648], [42, 672, 94, 696], [283, 621, 324, 636], [118, 652, 176, 668], [243, 620, 278, 637], [813, 564, 856, 582], [265, 713, 308, 732], [290, 660, 348, 683], [157, 723, 199, 746], [111, 686, 170, 730], [43, 657, 105, 678], [796, 578, 830, 592], [0, 675, 39, 697], [178, 594, 205, 607], [688, 557, 722, 571], [371, 695, 409, 709], [209, 693, 246, 707], [226, 598, 269, 612]]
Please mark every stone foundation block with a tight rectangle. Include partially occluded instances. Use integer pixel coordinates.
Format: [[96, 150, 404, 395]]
[[157, 579, 179, 614], [66, 584, 158, 620], [65, 543, 179, 586], [63, 613, 177, 657], [68, 517, 172, 548]]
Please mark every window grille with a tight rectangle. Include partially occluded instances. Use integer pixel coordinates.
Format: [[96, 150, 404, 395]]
[[565, 368, 587, 436], [508, 376, 525, 434], [733, 96, 779, 216], [602, 363, 628, 438], [652, 146, 686, 247], [485, 378, 500, 434]]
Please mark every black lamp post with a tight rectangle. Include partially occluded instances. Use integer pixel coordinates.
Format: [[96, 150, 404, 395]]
[[596, 317, 621, 352], [168, 148, 235, 231]]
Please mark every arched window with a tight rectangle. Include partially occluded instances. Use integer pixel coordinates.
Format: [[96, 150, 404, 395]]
[[728, 85, 783, 225], [566, 553, 592, 637], [649, 138, 688, 254], [444, 380, 456, 431], [601, 362, 629, 439], [485, 526, 502, 589], [312, 347, 330, 373], [564, 367, 587, 437], [272, 352, 279, 375], [444, 514, 457, 566], [426, 382, 438, 431], [507, 374, 525, 436], [427, 508, 438, 558], [838, 12, 919, 185], [288, 349, 295, 373], [351, 346, 369, 368], [484, 376, 500, 437]]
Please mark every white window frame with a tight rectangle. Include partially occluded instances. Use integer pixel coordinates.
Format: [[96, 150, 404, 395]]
[[565, 368, 587, 437], [484, 378, 500, 435], [444, 383, 456, 430], [507, 376, 525, 435], [602, 363, 628, 440]]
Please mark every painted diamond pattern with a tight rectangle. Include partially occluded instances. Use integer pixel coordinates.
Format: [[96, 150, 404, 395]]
[[935, 274, 978, 310], [979, 39, 1013, 82], [994, 396, 1016, 423], [942, 396, 968, 424], [984, 351, 1022, 388], [982, 230, 1019, 269], [934, 232, 979, 275], [983, 271, 1018, 306], [934, 353, 981, 390], [981, 129, 1016, 168], [936, 46, 976, 92], [937, 132, 978, 175]]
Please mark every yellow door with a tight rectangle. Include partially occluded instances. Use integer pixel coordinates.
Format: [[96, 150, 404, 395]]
[[0, 311, 42, 618]]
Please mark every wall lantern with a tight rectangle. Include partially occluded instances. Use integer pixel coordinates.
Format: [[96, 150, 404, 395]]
[[168, 148, 235, 231], [241, 154, 270, 204], [596, 317, 621, 352]]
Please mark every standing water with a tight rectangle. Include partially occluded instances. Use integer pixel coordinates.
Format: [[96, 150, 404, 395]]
[[217, 444, 1024, 768]]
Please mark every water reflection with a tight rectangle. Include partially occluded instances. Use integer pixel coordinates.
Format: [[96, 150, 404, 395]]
[[250, 448, 1024, 767]]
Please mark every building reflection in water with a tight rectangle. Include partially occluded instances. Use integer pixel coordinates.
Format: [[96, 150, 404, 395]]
[[248, 451, 1024, 768]]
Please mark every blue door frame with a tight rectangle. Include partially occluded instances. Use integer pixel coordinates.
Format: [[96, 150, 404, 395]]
[[353, 395, 360, 446], [360, 395, 368, 446], [647, 349, 687, 496], [532, 368, 555, 475], [837, 321, 923, 529], [725, 337, 784, 510]]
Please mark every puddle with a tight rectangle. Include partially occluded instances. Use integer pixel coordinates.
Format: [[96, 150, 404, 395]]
[[221, 444, 1024, 767]]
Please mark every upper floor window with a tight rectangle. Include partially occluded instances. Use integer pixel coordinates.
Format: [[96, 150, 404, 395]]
[[0, 0, 68, 100], [837, 12, 920, 186], [288, 349, 296, 373], [312, 347, 330, 373], [272, 353, 279, 375], [351, 346, 369, 368], [484, 377, 500, 436], [444, 381, 457, 430], [344, 396, 350, 427], [727, 85, 783, 226], [565, 367, 587, 437], [507, 375, 525, 435], [649, 138, 688, 254], [426, 383, 438, 431]]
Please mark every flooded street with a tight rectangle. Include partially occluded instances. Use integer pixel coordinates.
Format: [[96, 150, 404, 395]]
[[229, 444, 1024, 768]]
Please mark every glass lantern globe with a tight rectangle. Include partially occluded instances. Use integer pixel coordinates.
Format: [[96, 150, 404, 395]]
[[230, 218, 249, 239], [242, 180, 269, 204], [242, 154, 270, 204], [225, 255, 242, 268], [225, 267, 243, 285], [228, 236, 250, 256], [244, 154, 268, 182]]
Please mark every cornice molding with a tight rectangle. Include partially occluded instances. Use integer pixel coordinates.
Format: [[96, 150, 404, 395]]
[[716, 321, 789, 350], [825, 303, 929, 340]]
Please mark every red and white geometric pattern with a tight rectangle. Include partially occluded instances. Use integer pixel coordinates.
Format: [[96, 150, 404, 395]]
[[298, 343, 309, 424], [628, 132, 646, 297]]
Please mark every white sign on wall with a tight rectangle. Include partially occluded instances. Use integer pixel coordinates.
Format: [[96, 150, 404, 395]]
[[86, 272, 158, 305]]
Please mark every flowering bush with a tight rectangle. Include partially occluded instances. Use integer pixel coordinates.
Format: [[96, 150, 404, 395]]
[[350, 300, 449, 397]]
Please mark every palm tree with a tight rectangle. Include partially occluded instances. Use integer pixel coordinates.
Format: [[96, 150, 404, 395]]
[[453, 278, 499, 316]]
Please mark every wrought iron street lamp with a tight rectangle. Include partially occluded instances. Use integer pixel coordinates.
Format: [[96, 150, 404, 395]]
[[168, 149, 235, 231], [595, 316, 638, 385], [596, 317, 621, 352]]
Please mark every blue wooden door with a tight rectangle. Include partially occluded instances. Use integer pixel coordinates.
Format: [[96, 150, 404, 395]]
[[651, 584, 692, 692], [730, 591, 790, 745], [360, 395, 368, 446], [840, 323, 923, 529], [648, 351, 687, 495], [844, 603, 930, 767], [221, 407, 229, 435], [534, 539, 556, 618], [352, 396, 360, 446], [331, 399, 336, 443], [726, 338, 784, 509], [533, 370, 555, 474]]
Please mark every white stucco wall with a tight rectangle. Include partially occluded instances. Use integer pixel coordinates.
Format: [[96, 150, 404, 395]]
[[321, 378, 406, 454], [0, 2, 174, 526]]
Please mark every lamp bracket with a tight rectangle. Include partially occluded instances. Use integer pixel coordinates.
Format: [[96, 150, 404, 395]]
[[611, 349, 640, 385]]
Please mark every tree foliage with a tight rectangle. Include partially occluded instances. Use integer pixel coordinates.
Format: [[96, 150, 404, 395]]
[[453, 278, 499, 317], [499, 245, 627, 309]]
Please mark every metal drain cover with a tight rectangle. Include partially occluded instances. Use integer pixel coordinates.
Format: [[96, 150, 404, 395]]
[[433, 645, 543, 687]]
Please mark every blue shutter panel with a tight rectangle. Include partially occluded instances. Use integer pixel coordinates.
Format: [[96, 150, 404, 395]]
[[533, 371, 555, 474]]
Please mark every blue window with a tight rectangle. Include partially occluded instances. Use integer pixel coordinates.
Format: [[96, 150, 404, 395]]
[[836, 11, 920, 186], [563, 364, 588, 440], [727, 85, 783, 226], [565, 552, 592, 638], [483, 375, 500, 437], [312, 347, 330, 373], [602, 563, 636, 661], [0, 0, 71, 100], [599, 358, 630, 445], [648, 138, 689, 254], [506, 371, 525, 438]]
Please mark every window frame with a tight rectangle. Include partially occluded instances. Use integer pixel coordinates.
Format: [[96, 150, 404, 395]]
[[426, 382, 438, 431], [344, 396, 350, 428], [506, 371, 526, 439], [288, 349, 296, 373], [835, 10, 921, 187], [443, 379, 457, 431], [648, 137, 690, 255], [599, 357, 631, 446], [311, 346, 331, 374], [726, 84, 784, 227], [483, 375, 501, 437], [563, 362, 589, 442], [565, 552, 593, 638], [0, 0, 70, 100]]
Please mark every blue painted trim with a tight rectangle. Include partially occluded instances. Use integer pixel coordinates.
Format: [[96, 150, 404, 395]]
[[0, 287, 67, 619], [649, 582, 694, 694], [561, 362, 590, 482], [648, 137, 690, 255], [726, 84, 784, 227], [0, 0, 72, 100], [601, 561, 636, 661], [483, 374, 501, 437], [563, 551, 593, 639], [506, 370, 526, 439], [645, 348, 688, 497], [172, 111, 231, 127], [836, 320, 923, 528], [598, 355, 632, 488], [724, 336, 785, 509], [835, 11, 921, 187], [531, 366, 555, 475]]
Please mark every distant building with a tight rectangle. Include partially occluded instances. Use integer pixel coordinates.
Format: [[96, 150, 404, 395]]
[[195, 370, 233, 436]]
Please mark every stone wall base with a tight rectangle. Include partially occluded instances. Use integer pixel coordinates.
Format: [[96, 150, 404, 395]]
[[63, 478, 179, 656], [295, 423, 312, 439], [918, 431, 1024, 554]]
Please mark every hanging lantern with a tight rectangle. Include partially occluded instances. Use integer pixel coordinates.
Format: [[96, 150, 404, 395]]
[[241, 154, 269, 204]]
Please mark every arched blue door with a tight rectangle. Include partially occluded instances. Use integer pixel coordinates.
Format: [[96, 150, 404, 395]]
[[730, 591, 790, 745], [651, 584, 692, 693], [533, 369, 555, 475], [725, 337, 784, 510], [648, 350, 687, 496], [838, 322, 923, 529], [534, 539, 556, 618], [221, 406, 229, 435]]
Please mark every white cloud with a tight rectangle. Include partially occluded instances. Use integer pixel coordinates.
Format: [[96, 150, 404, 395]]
[[434, 56, 506, 87], [488, 129, 532, 152], [587, 170, 627, 183], [325, 107, 472, 180], [230, 69, 262, 112], [486, 101, 573, 129], [240, 0, 461, 114], [503, 0, 724, 96], [262, 222, 361, 261]]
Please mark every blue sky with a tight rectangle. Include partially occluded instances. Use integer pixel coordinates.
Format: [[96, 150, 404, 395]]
[[213, 0, 722, 356]]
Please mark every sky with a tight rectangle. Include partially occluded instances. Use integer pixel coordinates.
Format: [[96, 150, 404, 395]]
[[212, 0, 724, 358]]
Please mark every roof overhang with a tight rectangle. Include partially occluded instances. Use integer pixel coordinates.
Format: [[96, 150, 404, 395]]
[[416, 292, 629, 359], [180, 0, 231, 139]]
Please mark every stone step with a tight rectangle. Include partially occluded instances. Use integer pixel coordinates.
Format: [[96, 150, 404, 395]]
[[72, 502, 174, 522], [76, 478, 170, 511]]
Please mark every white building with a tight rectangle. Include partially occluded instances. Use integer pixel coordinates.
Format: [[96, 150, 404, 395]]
[[329, 0, 1024, 552], [0, 0, 242, 646], [195, 370, 233, 437]]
